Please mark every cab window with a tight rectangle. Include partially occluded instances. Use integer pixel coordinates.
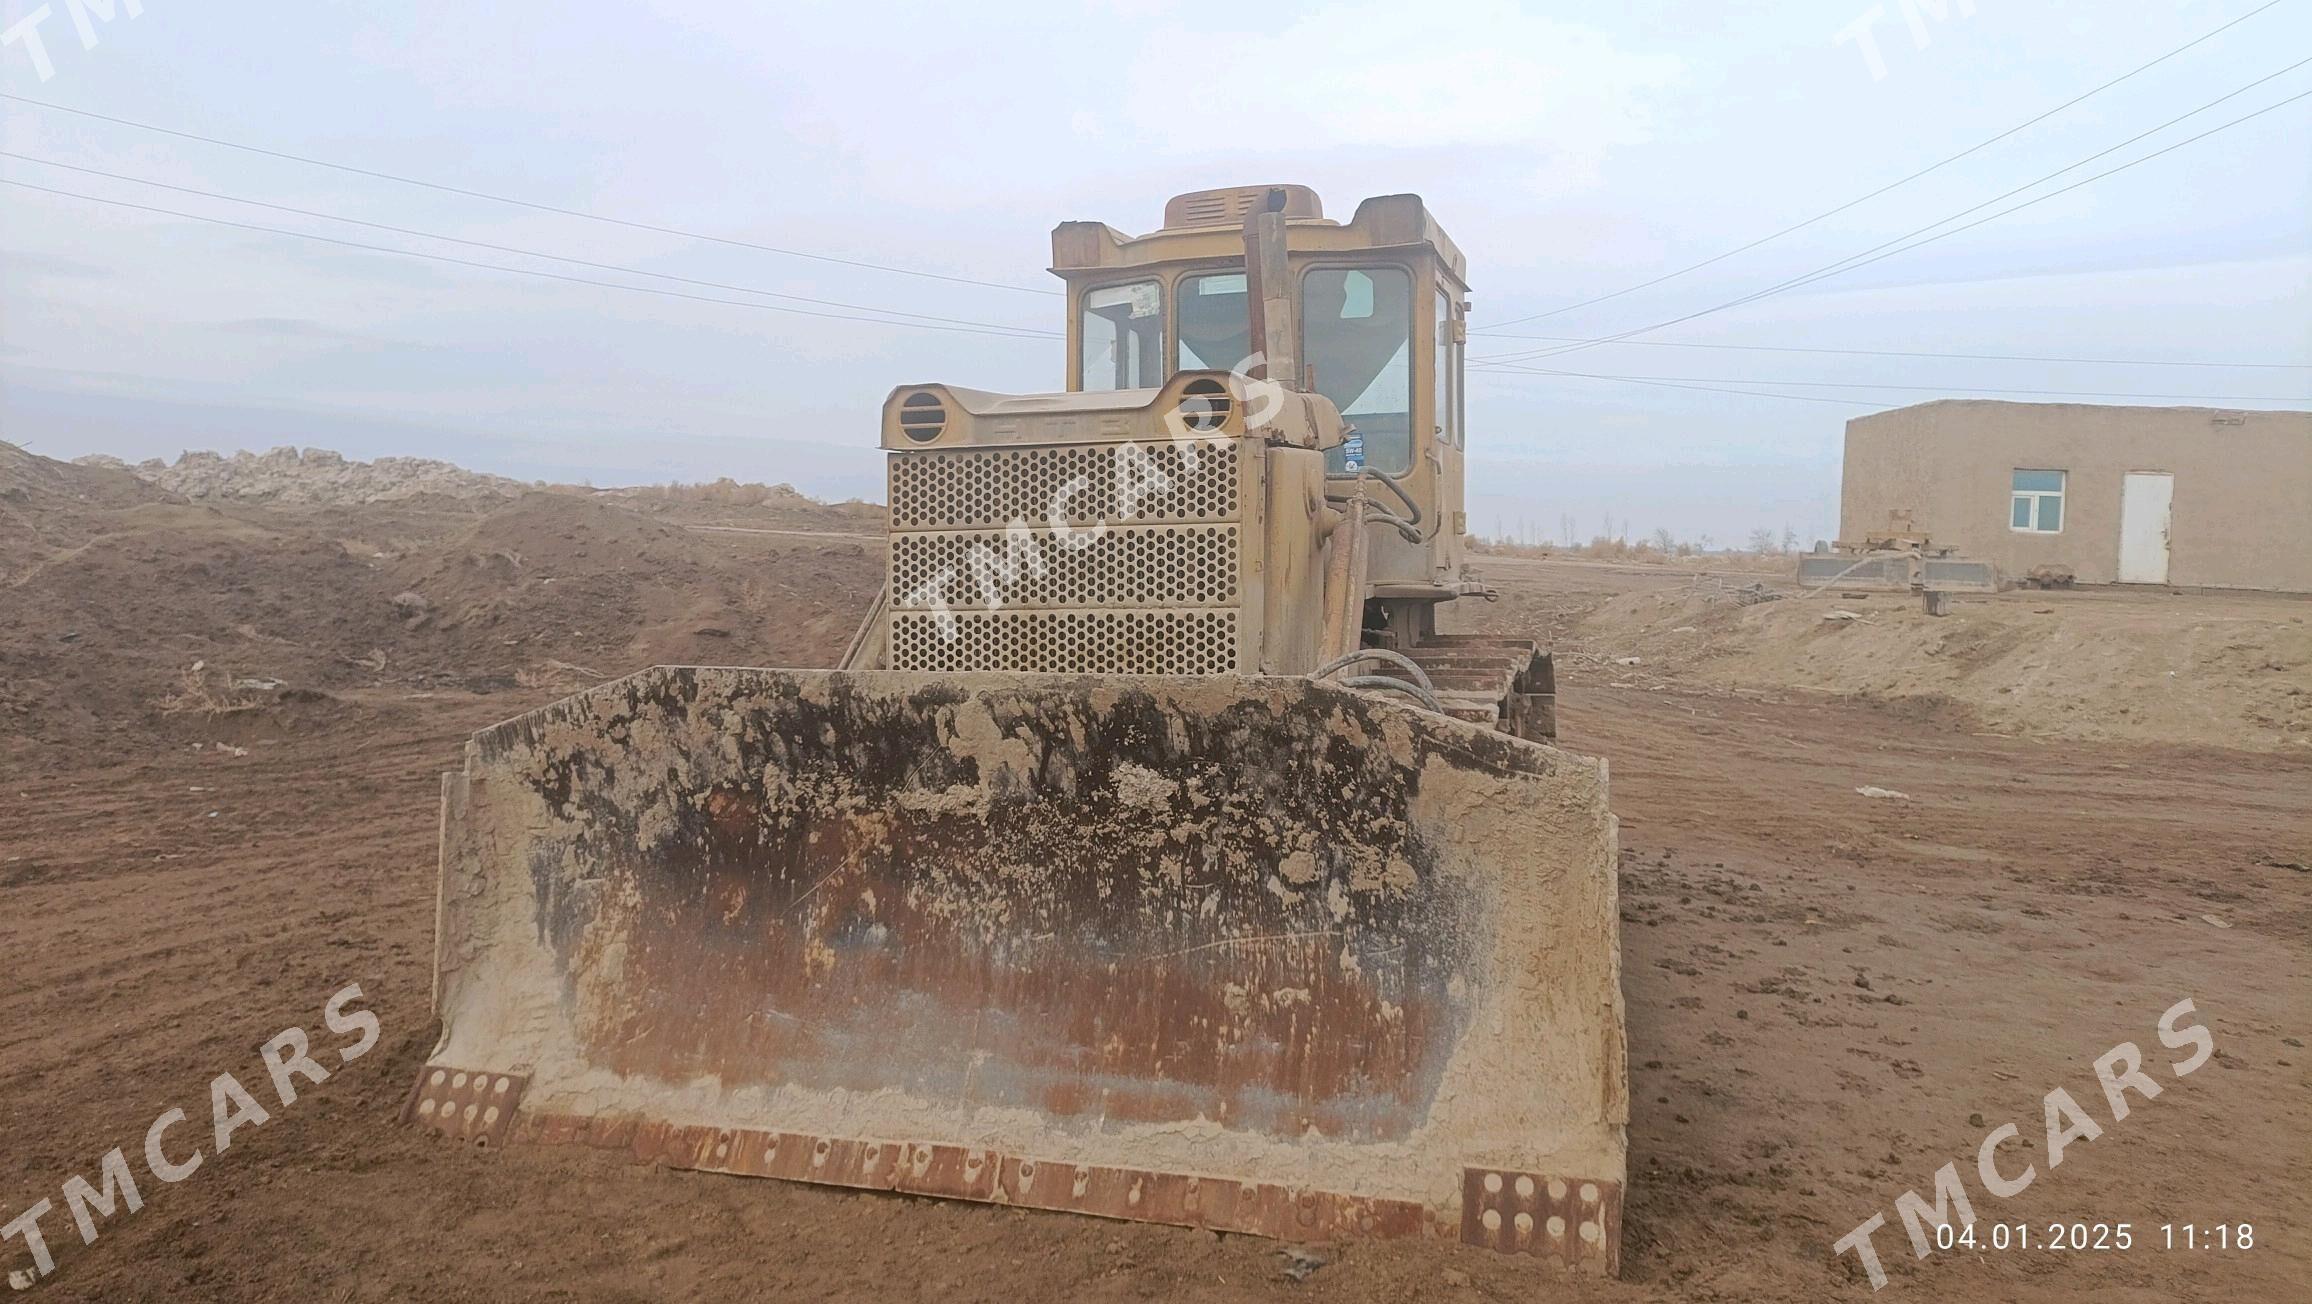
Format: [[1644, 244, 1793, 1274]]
[[1177, 272, 1250, 373], [1435, 287, 1462, 447], [1303, 267, 1412, 474], [1080, 280, 1163, 391]]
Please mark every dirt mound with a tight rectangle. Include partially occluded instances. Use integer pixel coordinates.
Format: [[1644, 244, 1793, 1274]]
[[400, 490, 714, 592], [1576, 582, 2312, 751], [391, 491, 876, 674], [1, 440, 177, 579], [0, 494, 414, 761], [2, 439, 172, 512], [612, 477, 843, 512], [393, 491, 732, 662], [80, 446, 886, 533], [612, 477, 886, 532], [3, 439, 884, 770], [83, 446, 535, 505]]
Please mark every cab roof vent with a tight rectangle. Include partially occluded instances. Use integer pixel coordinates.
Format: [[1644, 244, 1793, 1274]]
[[1162, 185, 1323, 229]]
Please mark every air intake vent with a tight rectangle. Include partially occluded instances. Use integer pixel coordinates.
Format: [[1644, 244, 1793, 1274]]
[[1176, 377, 1232, 433], [898, 391, 947, 442], [1161, 185, 1322, 229]]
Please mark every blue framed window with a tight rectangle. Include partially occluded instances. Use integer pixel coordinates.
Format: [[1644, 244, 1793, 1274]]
[[2011, 469, 2064, 533]]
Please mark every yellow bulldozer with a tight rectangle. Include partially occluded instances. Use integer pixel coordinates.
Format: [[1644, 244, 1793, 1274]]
[[410, 186, 1628, 1275]]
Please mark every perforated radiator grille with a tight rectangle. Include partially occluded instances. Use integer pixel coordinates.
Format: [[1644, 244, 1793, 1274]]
[[888, 441, 1241, 530], [890, 524, 1240, 612], [885, 438, 1250, 676], [889, 610, 1238, 676]]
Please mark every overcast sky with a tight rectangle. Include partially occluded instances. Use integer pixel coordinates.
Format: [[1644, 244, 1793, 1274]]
[[3, 0, 2307, 543]]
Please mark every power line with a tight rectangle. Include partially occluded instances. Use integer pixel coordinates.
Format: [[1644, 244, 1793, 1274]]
[[1480, 78, 2312, 367], [1481, 0, 2288, 329], [1, 151, 1060, 337], [1, 179, 1063, 340], [1482, 66, 2312, 365], [1470, 360, 2305, 404], [1465, 333, 2311, 370], [1581, 82, 2312, 360], [0, 92, 1061, 297], [23, 160, 2291, 379], [1468, 367, 1883, 408]]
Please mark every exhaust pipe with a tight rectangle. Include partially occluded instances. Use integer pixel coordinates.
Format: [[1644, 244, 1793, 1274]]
[[1243, 187, 1300, 391]]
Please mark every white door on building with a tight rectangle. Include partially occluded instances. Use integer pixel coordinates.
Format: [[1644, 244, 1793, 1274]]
[[2118, 472, 2173, 584]]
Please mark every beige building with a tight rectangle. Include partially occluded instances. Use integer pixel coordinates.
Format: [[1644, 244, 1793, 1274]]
[[1840, 400, 2312, 591]]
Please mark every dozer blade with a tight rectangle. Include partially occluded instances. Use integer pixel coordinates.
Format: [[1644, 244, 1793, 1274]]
[[412, 668, 1627, 1273]]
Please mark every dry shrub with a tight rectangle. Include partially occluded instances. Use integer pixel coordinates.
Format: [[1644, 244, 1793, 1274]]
[[156, 661, 249, 715]]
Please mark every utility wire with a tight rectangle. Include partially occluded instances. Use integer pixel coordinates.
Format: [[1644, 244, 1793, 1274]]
[[0, 92, 1061, 297], [1480, 79, 2312, 366], [1481, 0, 2289, 328], [1687, 85, 2312, 334], [1, 179, 1062, 340], [1470, 360, 2304, 403], [1465, 333, 2311, 370], [1548, 82, 2312, 362], [0, 151, 1061, 337], [24, 152, 2291, 375], [1482, 65, 2311, 364], [1469, 368, 1883, 408], [35, 153, 2292, 383]]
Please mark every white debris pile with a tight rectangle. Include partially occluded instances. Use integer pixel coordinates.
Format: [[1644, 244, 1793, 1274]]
[[76, 447, 535, 505]]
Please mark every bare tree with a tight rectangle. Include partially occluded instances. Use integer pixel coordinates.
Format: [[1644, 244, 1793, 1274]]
[[1651, 527, 1676, 553], [1747, 527, 1779, 554]]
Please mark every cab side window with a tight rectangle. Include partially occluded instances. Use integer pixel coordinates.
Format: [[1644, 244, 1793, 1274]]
[[1081, 281, 1163, 391], [1303, 266, 1413, 474], [1434, 287, 1463, 448]]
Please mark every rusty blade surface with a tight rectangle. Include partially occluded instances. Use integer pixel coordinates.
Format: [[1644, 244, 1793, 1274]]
[[427, 668, 1626, 1269]]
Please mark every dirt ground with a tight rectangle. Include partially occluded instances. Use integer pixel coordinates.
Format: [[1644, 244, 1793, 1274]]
[[4, 445, 2307, 1301], [1544, 559, 2311, 752]]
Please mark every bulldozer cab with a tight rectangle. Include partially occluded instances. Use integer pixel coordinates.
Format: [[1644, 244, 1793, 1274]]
[[1056, 185, 1469, 603]]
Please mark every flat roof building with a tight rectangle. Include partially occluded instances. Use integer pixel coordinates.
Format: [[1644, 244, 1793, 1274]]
[[1840, 401, 2312, 592]]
